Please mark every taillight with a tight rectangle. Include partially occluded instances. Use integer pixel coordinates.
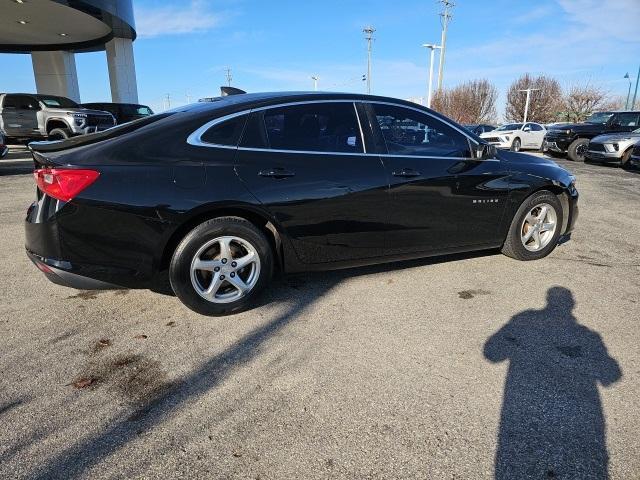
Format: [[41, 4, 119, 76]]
[[33, 168, 100, 202]]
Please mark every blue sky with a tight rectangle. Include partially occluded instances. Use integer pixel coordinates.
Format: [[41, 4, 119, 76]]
[[1, 0, 639, 118]]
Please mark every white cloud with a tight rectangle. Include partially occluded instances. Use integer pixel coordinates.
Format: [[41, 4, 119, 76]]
[[556, 0, 640, 40], [135, 0, 221, 38]]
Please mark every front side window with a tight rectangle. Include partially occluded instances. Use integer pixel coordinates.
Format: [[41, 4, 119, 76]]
[[200, 114, 248, 146], [372, 103, 471, 158], [257, 102, 363, 153], [530, 123, 544, 131], [614, 113, 640, 127]]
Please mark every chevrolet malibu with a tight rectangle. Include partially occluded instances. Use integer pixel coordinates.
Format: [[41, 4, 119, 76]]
[[26, 92, 578, 315]]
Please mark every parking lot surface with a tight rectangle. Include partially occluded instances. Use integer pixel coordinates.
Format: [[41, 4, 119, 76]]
[[1, 148, 639, 479]]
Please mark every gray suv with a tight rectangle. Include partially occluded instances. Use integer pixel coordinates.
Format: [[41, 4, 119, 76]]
[[0, 93, 115, 141], [586, 128, 640, 167]]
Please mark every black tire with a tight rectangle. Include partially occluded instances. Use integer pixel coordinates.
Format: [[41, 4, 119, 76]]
[[501, 190, 564, 261], [510, 138, 521, 152], [169, 217, 274, 316], [48, 128, 71, 140], [620, 148, 632, 168], [567, 138, 589, 162]]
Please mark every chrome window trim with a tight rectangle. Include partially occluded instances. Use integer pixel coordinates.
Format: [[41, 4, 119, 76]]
[[187, 98, 487, 161], [352, 102, 367, 154]]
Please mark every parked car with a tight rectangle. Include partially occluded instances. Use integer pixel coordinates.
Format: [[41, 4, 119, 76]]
[[463, 124, 496, 135], [544, 110, 640, 162], [25, 92, 578, 316], [80, 102, 153, 125], [585, 128, 640, 167], [630, 141, 640, 169], [480, 122, 546, 151], [0, 93, 115, 141], [0, 129, 7, 158]]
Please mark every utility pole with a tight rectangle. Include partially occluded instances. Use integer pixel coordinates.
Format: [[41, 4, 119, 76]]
[[363, 25, 375, 94], [186, 92, 192, 104], [311, 75, 319, 91], [631, 64, 640, 110], [624, 73, 632, 109], [224, 67, 233, 87], [518, 88, 540, 123], [165, 93, 171, 110], [437, 0, 454, 91], [422, 43, 442, 108]]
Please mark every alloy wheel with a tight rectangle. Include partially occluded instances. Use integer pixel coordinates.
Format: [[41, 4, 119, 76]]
[[189, 236, 261, 303], [520, 203, 558, 252]]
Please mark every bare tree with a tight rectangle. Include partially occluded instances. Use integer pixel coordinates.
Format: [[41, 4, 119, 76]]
[[431, 79, 498, 124], [505, 74, 563, 123], [560, 83, 610, 122]]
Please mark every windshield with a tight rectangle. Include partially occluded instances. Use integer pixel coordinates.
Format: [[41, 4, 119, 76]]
[[585, 112, 614, 124], [38, 96, 79, 108], [496, 123, 522, 131]]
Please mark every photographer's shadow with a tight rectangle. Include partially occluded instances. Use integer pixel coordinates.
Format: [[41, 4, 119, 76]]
[[484, 287, 621, 479]]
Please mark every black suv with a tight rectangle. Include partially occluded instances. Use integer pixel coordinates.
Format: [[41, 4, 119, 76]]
[[544, 111, 640, 161], [81, 102, 153, 125]]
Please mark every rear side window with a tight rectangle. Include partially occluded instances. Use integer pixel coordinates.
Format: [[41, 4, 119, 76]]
[[245, 102, 363, 153], [372, 103, 471, 158], [200, 114, 248, 146], [3, 95, 38, 110]]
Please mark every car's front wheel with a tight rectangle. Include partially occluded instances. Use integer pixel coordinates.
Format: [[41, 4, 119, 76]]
[[48, 128, 71, 140], [567, 138, 589, 162], [510, 138, 521, 152], [501, 191, 563, 261], [169, 217, 273, 316]]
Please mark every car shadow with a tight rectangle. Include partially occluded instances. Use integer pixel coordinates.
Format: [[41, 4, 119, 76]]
[[26, 248, 499, 478], [0, 146, 33, 176], [484, 286, 621, 479]]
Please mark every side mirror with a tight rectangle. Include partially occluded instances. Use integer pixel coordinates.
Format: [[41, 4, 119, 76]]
[[476, 144, 497, 160], [523, 127, 531, 132]]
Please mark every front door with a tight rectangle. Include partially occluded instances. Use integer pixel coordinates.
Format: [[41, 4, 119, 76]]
[[366, 102, 509, 254], [234, 101, 389, 264]]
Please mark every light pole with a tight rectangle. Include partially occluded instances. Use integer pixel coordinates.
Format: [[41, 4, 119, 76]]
[[631, 64, 640, 110], [422, 43, 442, 108], [311, 75, 319, 91], [363, 26, 375, 94], [624, 73, 632, 109], [437, 0, 454, 91], [518, 88, 540, 123]]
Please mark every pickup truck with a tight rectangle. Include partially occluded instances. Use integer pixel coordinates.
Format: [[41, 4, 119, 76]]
[[0, 93, 115, 141], [544, 110, 640, 161]]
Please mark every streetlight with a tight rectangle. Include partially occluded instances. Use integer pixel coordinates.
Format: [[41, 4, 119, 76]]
[[624, 73, 632, 109], [311, 75, 319, 91], [422, 43, 442, 108], [518, 87, 540, 123]]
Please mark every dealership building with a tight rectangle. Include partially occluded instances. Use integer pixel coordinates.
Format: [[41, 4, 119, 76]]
[[0, 0, 138, 103]]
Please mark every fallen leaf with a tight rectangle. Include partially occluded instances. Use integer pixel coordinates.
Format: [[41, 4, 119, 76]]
[[134, 334, 148, 340], [166, 321, 176, 327], [72, 377, 96, 389]]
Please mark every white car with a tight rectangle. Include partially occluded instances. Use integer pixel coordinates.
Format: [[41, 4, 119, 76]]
[[480, 122, 547, 151]]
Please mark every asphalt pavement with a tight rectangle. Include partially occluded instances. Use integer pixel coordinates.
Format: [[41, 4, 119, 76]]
[[1, 147, 639, 479]]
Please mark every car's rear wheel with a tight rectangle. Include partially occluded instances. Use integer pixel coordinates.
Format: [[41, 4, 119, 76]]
[[510, 138, 521, 152], [567, 138, 589, 162], [501, 191, 563, 261], [48, 128, 71, 140], [169, 217, 273, 316]]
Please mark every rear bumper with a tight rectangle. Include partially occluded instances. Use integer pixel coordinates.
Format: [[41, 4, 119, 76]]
[[26, 250, 119, 290]]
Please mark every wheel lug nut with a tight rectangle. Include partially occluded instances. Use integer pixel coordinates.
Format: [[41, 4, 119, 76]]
[[230, 272, 235, 278], [221, 258, 227, 264], [231, 261, 237, 267], [219, 274, 225, 280], [214, 266, 220, 272]]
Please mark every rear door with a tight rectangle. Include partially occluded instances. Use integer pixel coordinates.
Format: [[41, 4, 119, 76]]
[[2, 94, 39, 136], [366, 102, 509, 254], [528, 123, 546, 148], [233, 100, 389, 264]]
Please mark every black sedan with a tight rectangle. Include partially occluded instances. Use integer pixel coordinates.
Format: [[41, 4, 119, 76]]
[[80, 102, 154, 125], [26, 92, 578, 315]]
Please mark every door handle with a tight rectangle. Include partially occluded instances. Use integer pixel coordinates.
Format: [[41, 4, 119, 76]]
[[258, 168, 295, 178], [392, 168, 421, 177]]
